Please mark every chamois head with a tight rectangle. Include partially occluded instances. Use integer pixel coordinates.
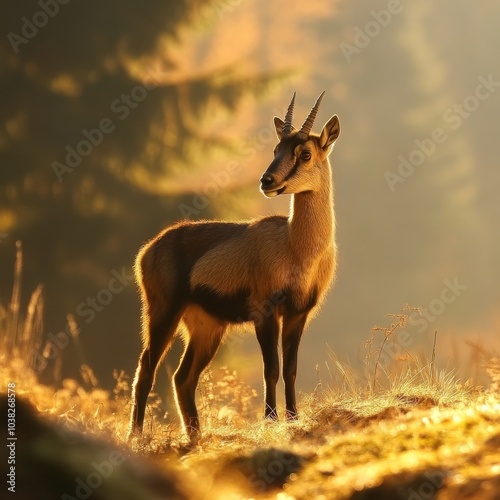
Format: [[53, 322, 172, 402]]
[[260, 92, 341, 197]]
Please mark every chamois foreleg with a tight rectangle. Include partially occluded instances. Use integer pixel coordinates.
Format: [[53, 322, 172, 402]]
[[255, 312, 280, 420], [173, 316, 225, 442], [282, 312, 308, 420], [129, 306, 183, 437]]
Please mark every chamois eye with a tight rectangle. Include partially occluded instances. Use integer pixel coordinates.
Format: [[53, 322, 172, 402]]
[[301, 150, 311, 161]]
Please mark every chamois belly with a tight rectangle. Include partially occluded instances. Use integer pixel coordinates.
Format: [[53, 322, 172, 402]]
[[190, 286, 252, 323], [189, 283, 320, 324]]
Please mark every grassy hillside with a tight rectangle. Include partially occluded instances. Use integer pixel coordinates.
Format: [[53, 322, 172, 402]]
[[2, 351, 500, 499], [1, 248, 500, 499]]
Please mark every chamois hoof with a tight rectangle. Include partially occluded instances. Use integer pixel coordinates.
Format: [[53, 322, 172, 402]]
[[127, 425, 142, 442], [264, 410, 279, 421], [187, 427, 201, 446]]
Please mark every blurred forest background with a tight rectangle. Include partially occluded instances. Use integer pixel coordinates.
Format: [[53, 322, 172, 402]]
[[1, 0, 499, 396]]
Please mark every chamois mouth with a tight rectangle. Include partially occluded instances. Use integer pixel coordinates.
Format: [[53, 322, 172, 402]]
[[261, 185, 286, 198]]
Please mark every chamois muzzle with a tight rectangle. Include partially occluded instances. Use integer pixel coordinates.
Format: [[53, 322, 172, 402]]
[[260, 173, 285, 197]]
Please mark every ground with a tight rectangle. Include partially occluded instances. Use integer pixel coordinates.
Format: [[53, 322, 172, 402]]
[[2, 277, 499, 499], [2, 358, 500, 500]]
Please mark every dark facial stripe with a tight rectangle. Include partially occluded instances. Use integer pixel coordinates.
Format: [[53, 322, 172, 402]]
[[283, 156, 301, 183]]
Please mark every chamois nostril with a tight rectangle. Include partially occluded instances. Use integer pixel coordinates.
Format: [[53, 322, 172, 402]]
[[261, 174, 274, 187]]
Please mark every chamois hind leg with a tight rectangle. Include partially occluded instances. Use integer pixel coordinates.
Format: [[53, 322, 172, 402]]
[[255, 311, 280, 420], [129, 304, 183, 438], [173, 307, 225, 443], [282, 312, 308, 420]]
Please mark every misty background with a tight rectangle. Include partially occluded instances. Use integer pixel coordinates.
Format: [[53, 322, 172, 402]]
[[1, 0, 499, 401]]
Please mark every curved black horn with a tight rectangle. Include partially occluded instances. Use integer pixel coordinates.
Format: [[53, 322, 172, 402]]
[[282, 92, 296, 136], [297, 91, 325, 139]]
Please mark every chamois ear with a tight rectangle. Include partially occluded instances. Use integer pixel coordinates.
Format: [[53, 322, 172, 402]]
[[274, 117, 285, 140], [319, 115, 341, 153], [274, 117, 296, 140]]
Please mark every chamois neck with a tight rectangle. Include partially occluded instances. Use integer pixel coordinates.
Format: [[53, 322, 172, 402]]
[[288, 165, 335, 258]]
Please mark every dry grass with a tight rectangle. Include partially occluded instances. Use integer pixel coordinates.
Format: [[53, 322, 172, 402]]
[[2, 246, 500, 499]]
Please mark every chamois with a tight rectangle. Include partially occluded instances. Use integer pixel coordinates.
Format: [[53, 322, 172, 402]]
[[129, 92, 341, 442]]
